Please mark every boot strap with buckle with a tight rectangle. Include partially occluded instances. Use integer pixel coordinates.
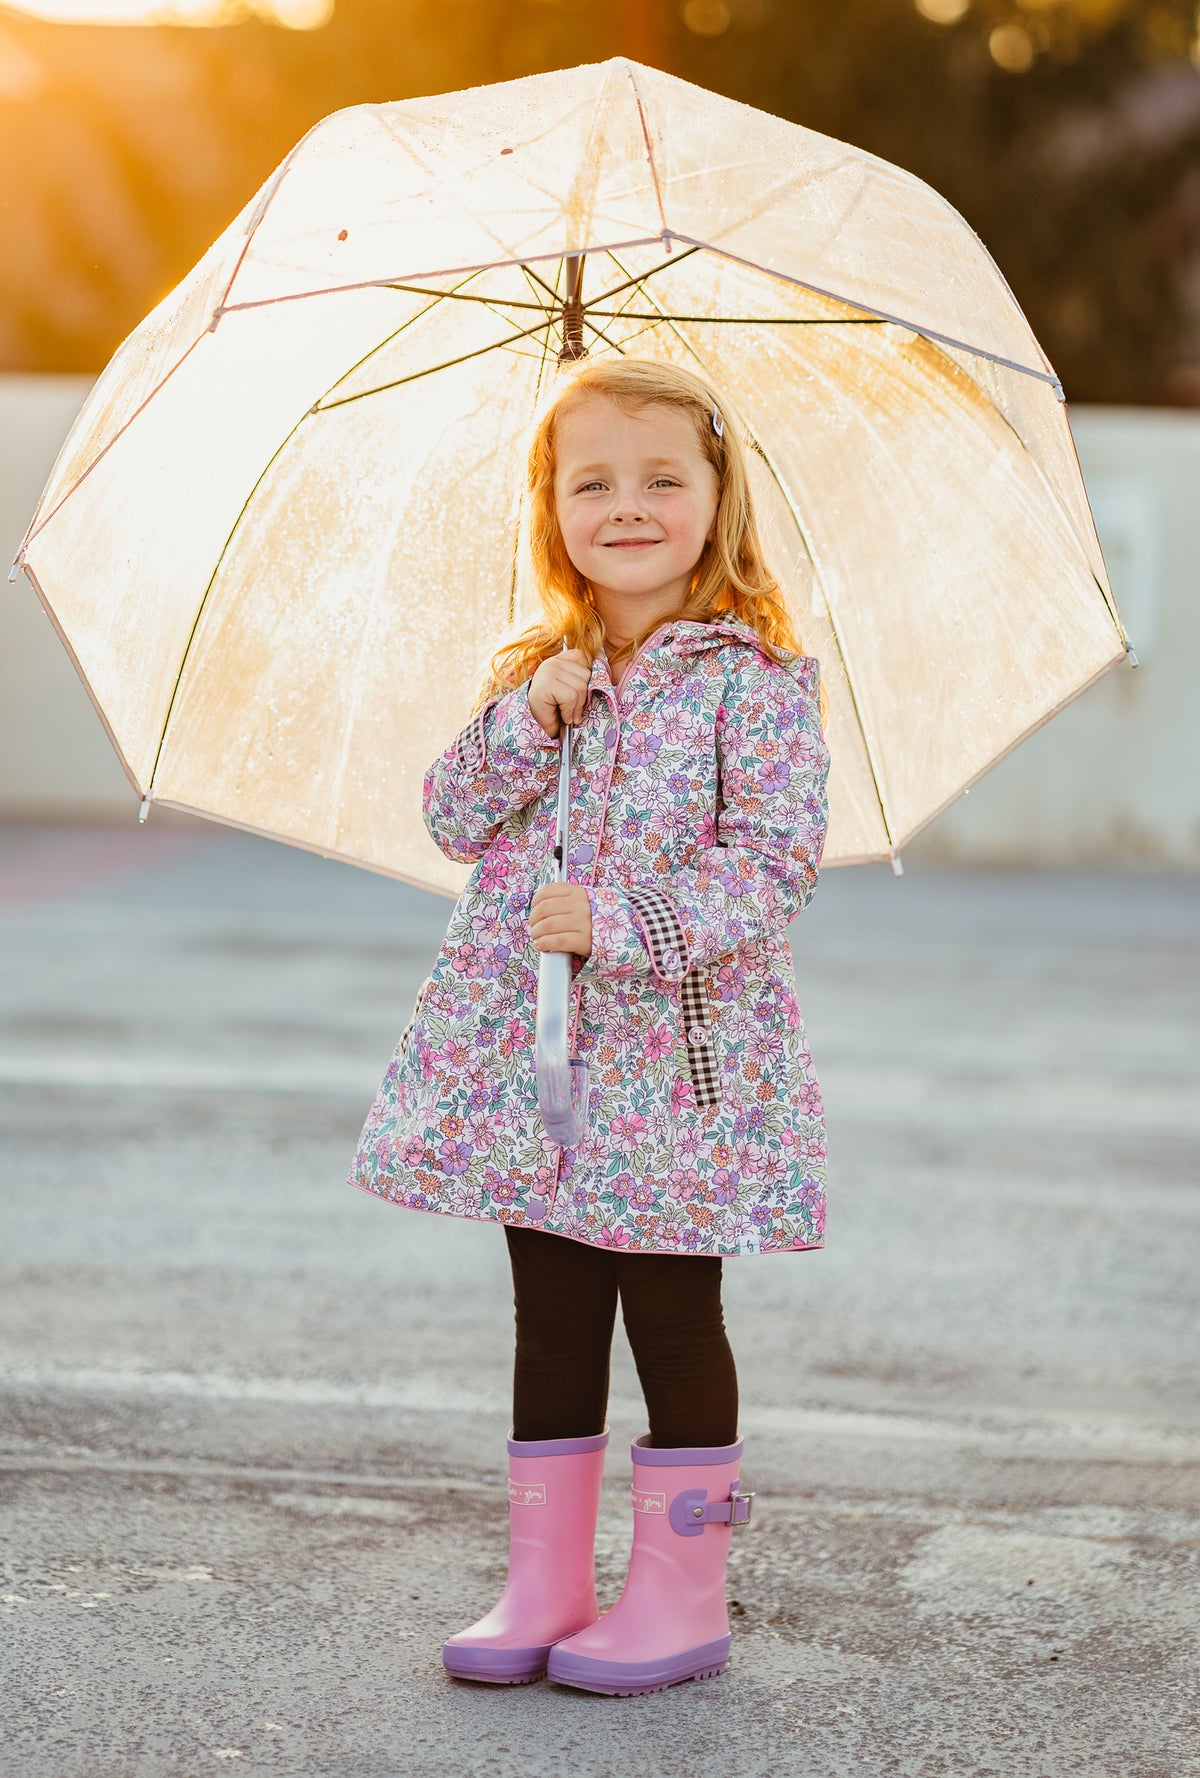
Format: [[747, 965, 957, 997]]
[[668, 1485, 755, 1537]]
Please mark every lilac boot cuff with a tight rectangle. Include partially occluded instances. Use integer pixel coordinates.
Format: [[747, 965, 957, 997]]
[[630, 1434, 743, 1466]]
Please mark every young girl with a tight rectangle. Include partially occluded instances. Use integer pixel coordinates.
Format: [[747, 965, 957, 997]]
[[349, 356, 830, 1697]]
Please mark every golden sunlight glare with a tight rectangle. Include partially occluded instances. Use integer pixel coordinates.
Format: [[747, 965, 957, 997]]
[[2, 0, 331, 25]]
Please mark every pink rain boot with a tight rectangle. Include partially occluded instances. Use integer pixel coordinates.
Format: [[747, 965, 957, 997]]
[[546, 1434, 753, 1696], [442, 1429, 608, 1685]]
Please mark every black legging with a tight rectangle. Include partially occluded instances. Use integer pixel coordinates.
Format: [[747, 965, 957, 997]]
[[504, 1225, 739, 1449]]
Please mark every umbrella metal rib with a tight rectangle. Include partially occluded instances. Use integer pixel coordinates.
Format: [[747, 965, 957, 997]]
[[599, 245, 900, 861]]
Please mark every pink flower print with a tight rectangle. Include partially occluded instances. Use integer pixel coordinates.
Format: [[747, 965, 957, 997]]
[[475, 904, 504, 942], [760, 759, 792, 795], [641, 1021, 675, 1063], [609, 1172, 634, 1204], [668, 1168, 700, 1203], [669, 1076, 693, 1118], [491, 1179, 517, 1204], [746, 1027, 784, 1067], [642, 1105, 673, 1145], [432, 1036, 475, 1072], [599, 1224, 632, 1248], [398, 1133, 426, 1168], [713, 961, 746, 1002], [591, 900, 633, 954], [630, 1184, 656, 1211], [477, 853, 509, 894], [675, 1127, 702, 1163], [796, 1080, 823, 1118], [610, 1113, 647, 1152], [753, 1152, 788, 1189], [439, 1138, 473, 1175], [531, 1166, 555, 1199], [465, 1108, 506, 1149], [498, 1017, 528, 1059], [450, 941, 486, 979], [667, 806, 700, 844]]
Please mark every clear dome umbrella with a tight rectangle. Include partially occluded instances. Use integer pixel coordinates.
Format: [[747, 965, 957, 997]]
[[9, 54, 1134, 903]]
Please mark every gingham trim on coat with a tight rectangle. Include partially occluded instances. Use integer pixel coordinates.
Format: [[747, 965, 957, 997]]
[[680, 966, 721, 1110], [453, 703, 492, 774], [624, 886, 690, 983]]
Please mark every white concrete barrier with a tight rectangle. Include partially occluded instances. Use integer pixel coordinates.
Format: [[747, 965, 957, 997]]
[[2, 376, 1196, 865]]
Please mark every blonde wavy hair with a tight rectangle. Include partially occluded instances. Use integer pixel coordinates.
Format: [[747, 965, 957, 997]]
[[472, 356, 822, 716]]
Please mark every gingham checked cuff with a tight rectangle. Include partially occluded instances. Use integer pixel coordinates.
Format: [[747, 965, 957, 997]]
[[625, 886, 691, 984], [575, 884, 690, 985], [452, 682, 557, 776]]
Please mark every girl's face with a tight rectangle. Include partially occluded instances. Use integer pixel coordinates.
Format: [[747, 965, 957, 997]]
[[552, 395, 720, 617]]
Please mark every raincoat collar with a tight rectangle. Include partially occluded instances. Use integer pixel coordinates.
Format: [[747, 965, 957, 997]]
[[587, 616, 772, 697]]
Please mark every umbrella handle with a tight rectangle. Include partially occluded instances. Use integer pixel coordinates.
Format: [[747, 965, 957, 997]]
[[534, 714, 590, 1147]]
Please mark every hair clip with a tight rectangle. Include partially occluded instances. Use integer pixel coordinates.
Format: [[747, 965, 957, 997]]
[[711, 405, 724, 437]]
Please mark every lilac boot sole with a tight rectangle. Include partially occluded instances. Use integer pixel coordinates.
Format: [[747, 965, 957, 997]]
[[442, 1642, 552, 1685], [547, 1634, 732, 1697]]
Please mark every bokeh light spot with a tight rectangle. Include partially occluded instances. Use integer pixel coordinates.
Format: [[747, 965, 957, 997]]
[[681, 0, 732, 36], [914, 0, 970, 23], [989, 22, 1036, 70]]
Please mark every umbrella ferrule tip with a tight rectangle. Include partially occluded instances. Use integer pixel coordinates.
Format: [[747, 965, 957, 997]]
[[138, 796, 152, 824], [8, 551, 24, 582], [1124, 640, 1140, 668]]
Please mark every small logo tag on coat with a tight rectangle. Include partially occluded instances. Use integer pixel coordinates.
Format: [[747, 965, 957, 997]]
[[508, 1481, 547, 1507], [632, 1488, 666, 1514]]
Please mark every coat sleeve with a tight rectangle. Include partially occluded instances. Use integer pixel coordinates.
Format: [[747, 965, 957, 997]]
[[573, 653, 829, 985], [422, 680, 561, 864]]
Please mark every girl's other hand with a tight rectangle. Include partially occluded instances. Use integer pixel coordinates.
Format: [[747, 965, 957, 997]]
[[530, 883, 592, 959], [527, 647, 591, 738]]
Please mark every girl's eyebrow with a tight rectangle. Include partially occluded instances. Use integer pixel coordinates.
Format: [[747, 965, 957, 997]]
[[563, 456, 690, 476]]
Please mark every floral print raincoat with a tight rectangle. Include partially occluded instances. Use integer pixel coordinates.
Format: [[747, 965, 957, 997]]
[[349, 616, 830, 1257]]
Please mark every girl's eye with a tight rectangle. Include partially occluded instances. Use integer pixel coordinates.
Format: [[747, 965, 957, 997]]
[[651, 478, 679, 489]]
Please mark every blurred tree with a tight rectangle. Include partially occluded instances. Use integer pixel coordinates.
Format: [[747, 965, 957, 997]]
[[0, 0, 1196, 402]]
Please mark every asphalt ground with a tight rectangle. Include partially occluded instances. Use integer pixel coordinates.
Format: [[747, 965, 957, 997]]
[[0, 821, 1197, 1778]]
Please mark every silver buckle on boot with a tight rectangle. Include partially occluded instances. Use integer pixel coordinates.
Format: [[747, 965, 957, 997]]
[[729, 1489, 755, 1528]]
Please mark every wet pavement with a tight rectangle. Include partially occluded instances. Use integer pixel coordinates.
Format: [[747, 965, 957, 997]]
[[1, 821, 1197, 1777]]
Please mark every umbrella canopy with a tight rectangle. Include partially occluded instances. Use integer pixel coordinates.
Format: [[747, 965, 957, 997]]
[[11, 57, 1130, 893]]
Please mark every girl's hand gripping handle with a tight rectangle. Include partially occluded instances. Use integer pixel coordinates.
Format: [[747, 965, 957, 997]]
[[527, 642, 591, 738]]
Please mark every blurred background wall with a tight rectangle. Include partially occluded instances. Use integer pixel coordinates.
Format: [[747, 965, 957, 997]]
[[1, 0, 1197, 864]]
